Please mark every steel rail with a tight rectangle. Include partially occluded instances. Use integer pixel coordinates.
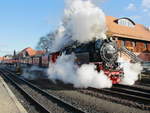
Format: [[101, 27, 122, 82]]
[[0, 69, 51, 113], [1, 68, 86, 113], [113, 84, 150, 93], [88, 87, 150, 106]]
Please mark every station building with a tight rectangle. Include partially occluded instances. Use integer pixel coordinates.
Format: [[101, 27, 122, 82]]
[[17, 47, 45, 64], [106, 16, 150, 61], [18, 47, 45, 58]]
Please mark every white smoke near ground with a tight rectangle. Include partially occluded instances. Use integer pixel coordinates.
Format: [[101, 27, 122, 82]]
[[118, 57, 143, 85], [21, 66, 47, 80], [51, 0, 107, 52], [48, 53, 77, 84], [75, 63, 112, 88], [48, 53, 112, 88]]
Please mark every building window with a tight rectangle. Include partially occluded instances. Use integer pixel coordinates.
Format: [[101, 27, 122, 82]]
[[122, 40, 125, 46], [118, 19, 134, 27]]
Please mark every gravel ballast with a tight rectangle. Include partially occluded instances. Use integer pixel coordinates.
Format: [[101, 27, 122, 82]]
[[3, 66, 150, 113], [30, 79, 150, 113]]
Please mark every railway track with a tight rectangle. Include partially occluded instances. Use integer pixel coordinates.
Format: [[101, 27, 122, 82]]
[[137, 79, 150, 87], [0, 68, 86, 113], [87, 84, 150, 108], [2, 67, 150, 111]]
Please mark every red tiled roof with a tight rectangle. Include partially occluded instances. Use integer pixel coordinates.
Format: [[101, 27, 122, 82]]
[[18, 47, 45, 57], [18, 47, 36, 57], [0, 57, 4, 61], [106, 16, 150, 41], [35, 50, 46, 56], [26, 48, 36, 56]]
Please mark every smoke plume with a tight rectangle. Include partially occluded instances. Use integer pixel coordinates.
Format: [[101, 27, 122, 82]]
[[21, 66, 47, 80], [51, 0, 107, 52], [118, 57, 143, 85], [48, 54, 112, 88]]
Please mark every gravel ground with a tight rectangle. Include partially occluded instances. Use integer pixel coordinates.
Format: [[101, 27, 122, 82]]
[[30, 79, 150, 113]]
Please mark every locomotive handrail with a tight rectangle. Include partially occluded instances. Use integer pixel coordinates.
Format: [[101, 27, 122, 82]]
[[120, 46, 143, 63]]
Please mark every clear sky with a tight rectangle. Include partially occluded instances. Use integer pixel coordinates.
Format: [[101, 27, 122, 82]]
[[0, 0, 150, 56]]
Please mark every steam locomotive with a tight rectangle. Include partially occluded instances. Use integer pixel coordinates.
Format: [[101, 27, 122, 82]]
[[59, 38, 124, 84], [3, 38, 124, 84]]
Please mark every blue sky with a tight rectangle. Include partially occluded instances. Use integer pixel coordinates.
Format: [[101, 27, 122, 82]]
[[0, 0, 150, 56]]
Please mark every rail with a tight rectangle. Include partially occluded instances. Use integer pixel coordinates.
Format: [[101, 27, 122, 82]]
[[88, 84, 150, 107], [0, 68, 86, 113]]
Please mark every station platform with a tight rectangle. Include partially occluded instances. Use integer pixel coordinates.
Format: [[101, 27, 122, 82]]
[[0, 75, 27, 113]]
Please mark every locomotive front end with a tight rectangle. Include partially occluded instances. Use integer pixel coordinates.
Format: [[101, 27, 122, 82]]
[[94, 38, 124, 84]]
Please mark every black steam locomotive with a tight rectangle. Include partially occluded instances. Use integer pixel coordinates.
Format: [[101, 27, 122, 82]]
[[62, 38, 119, 67], [58, 38, 123, 84]]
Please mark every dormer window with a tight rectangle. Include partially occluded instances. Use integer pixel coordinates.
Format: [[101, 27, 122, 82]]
[[116, 18, 135, 27]]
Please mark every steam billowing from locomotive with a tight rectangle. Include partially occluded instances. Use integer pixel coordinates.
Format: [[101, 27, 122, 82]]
[[51, 0, 107, 52], [118, 57, 143, 85], [46, 0, 143, 88], [47, 0, 113, 88]]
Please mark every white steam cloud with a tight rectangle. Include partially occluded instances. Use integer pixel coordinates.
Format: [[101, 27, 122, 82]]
[[64, 0, 107, 42], [118, 57, 143, 85], [48, 54, 112, 88], [51, 0, 107, 52], [21, 66, 47, 80]]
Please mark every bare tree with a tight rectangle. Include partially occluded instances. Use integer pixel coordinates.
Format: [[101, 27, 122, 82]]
[[36, 33, 55, 53]]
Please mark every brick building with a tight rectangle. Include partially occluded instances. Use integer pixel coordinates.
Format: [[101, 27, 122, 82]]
[[18, 47, 45, 58], [106, 16, 150, 61]]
